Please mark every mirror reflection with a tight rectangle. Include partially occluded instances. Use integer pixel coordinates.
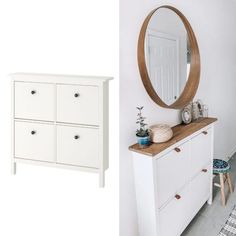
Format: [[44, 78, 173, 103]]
[[145, 8, 191, 105]]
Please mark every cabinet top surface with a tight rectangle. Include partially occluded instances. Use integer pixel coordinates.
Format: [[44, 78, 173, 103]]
[[10, 72, 113, 84], [129, 117, 217, 157]]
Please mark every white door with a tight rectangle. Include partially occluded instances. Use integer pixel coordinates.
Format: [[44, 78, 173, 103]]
[[146, 31, 179, 105], [14, 121, 54, 162], [57, 84, 99, 126], [189, 163, 211, 215], [57, 125, 99, 168], [159, 185, 190, 236], [155, 141, 191, 208], [14, 82, 55, 121], [191, 128, 212, 176]]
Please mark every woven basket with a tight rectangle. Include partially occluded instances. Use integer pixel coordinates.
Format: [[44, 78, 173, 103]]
[[150, 124, 173, 143]]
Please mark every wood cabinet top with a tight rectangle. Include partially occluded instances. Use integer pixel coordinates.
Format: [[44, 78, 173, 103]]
[[129, 117, 217, 157]]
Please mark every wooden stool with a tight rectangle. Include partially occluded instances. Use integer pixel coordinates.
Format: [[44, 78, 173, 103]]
[[213, 159, 233, 206]]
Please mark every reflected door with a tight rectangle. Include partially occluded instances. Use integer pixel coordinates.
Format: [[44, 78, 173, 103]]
[[147, 31, 179, 105]]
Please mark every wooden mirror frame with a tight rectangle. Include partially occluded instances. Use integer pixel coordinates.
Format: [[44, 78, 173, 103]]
[[138, 6, 200, 109]]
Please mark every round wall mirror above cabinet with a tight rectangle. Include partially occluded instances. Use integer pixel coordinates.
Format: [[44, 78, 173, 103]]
[[138, 6, 200, 109]]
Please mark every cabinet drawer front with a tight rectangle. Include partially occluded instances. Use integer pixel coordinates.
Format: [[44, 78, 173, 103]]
[[191, 128, 212, 176], [155, 141, 190, 208], [57, 125, 99, 168], [57, 85, 99, 125], [189, 164, 211, 215], [159, 186, 190, 236], [14, 82, 54, 121], [14, 121, 54, 162]]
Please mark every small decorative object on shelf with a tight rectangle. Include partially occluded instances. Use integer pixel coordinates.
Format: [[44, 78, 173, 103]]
[[150, 124, 173, 143], [182, 103, 192, 124], [136, 106, 150, 148], [192, 101, 200, 120], [196, 99, 204, 117], [192, 99, 208, 119], [182, 100, 208, 124], [202, 104, 209, 117]]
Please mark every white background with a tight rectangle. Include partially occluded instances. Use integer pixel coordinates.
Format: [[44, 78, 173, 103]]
[[120, 0, 236, 235], [0, 0, 118, 236]]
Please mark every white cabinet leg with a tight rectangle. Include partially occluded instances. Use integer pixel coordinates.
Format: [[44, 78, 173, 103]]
[[207, 184, 213, 205], [207, 196, 212, 205], [208, 172, 213, 205], [11, 161, 16, 175], [99, 170, 105, 188]]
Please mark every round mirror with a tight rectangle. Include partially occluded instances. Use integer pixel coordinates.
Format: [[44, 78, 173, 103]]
[[138, 6, 200, 109]]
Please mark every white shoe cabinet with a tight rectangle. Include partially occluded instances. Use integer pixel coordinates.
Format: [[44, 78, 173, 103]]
[[11, 73, 112, 187], [129, 118, 217, 236]]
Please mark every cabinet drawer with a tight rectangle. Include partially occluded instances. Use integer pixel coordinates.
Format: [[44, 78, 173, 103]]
[[14, 82, 54, 121], [159, 186, 190, 236], [155, 141, 190, 208], [57, 125, 99, 168], [14, 121, 54, 162], [56, 85, 99, 125], [189, 164, 211, 216], [191, 128, 212, 176]]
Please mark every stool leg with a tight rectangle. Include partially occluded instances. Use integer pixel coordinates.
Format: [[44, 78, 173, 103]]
[[226, 173, 233, 193], [219, 173, 226, 206]]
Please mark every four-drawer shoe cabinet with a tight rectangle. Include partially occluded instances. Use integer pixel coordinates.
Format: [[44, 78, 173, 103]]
[[11, 73, 113, 187], [129, 118, 217, 236]]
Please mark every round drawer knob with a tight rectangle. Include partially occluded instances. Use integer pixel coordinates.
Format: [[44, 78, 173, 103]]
[[202, 169, 208, 173], [174, 147, 181, 153], [31, 130, 36, 135], [202, 131, 208, 135], [175, 194, 181, 200], [74, 135, 80, 140], [31, 90, 36, 95], [74, 93, 80, 98]]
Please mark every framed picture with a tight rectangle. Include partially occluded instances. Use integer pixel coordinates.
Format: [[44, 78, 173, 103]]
[[182, 106, 192, 124], [196, 99, 204, 117]]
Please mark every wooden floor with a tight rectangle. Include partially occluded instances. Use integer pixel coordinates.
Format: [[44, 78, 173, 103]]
[[182, 153, 236, 236]]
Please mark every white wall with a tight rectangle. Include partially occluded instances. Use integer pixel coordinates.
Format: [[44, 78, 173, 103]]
[[0, 1, 118, 236], [120, 0, 236, 235]]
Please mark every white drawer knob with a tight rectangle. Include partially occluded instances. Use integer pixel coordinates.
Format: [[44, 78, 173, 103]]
[[74, 135, 80, 140]]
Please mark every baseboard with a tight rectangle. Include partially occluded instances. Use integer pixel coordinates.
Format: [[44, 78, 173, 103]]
[[228, 146, 236, 160]]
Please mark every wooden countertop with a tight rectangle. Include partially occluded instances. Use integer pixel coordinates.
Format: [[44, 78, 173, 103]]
[[129, 117, 217, 157]]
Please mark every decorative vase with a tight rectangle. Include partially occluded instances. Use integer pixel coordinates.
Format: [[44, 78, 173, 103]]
[[136, 135, 150, 148]]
